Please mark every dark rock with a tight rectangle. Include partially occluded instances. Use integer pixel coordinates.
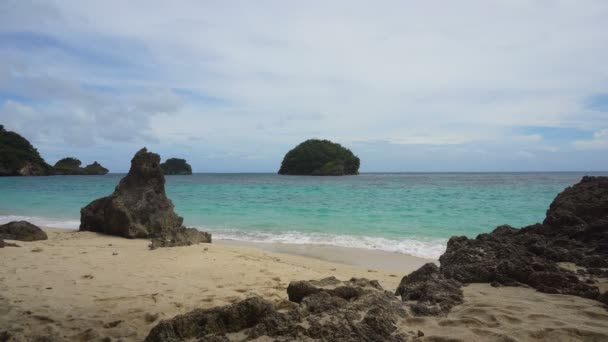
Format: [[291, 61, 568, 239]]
[[80, 148, 211, 247], [80, 149, 179, 237], [149, 227, 211, 249], [439, 176, 608, 304], [544, 176, 608, 228], [0, 239, 20, 248], [395, 263, 463, 316], [145, 297, 275, 342], [146, 277, 417, 342], [0, 221, 47, 241]]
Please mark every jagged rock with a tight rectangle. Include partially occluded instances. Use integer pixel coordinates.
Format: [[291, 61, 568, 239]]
[[146, 277, 417, 342], [395, 263, 463, 316], [439, 176, 608, 303], [0, 221, 47, 241], [149, 227, 211, 249], [80, 148, 211, 247], [544, 176, 608, 228]]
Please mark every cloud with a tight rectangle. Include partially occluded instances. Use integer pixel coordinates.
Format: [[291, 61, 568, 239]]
[[574, 129, 608, 150], [1, 1, 608, 171]]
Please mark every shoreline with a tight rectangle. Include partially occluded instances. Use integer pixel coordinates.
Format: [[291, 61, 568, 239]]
[[40, 226, 434, 273], [217, 239, 435, 274]]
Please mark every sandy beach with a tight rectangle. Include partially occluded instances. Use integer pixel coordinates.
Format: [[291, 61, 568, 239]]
[[1, 228, 607, 341]]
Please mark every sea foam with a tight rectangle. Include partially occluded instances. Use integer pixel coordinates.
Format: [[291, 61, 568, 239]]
[[0, 215, 80, 229], [207, 228, 447, 259], [0, 214, 446, 259]]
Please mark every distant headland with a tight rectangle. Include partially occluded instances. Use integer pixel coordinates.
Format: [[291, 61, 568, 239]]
[[278, 139, 360, 176], [0, 125, 108, 176]]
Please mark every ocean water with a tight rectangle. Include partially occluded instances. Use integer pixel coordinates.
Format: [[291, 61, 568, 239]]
[[0, 172, 605, 259]]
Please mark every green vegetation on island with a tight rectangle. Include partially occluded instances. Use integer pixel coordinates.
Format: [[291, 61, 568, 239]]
[[0, 125, 53, 176], [161, 158, 193, 175], [54, 158, 109, 175], [278, 139, 360, 176], [0, 124, 109, 176]]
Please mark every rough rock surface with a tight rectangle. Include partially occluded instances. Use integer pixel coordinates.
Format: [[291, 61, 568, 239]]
[[149, 227, 211, 249], [440, 176, 608, 304], [395, 263, 463, 316], [0, 239, 19, 248], [146, 277, 420, 342], [0, 221, 47, 241], [80, 148, 211, 247]]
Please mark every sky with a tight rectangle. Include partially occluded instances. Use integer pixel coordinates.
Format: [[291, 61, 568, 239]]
[[1, 0, 607, 172]]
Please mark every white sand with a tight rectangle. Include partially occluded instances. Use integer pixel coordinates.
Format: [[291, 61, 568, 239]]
[[1, 229, 607, 341]]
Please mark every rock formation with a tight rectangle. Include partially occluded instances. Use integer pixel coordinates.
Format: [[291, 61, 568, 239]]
[[0, 239, 19, 248], [395, 263, 463, 316], [147, 277, 422, 342], [149, 227, 211, 249], [0, 221, 48, 241], [160, 158, 192, 175], [0, 125, 53, 176], [440, 176, 608, 304], [278, 139, 360, 176], [54, 158, 109, 175], [80, 148, 210, 246]]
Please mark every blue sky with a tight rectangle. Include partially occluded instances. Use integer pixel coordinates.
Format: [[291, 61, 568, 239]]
[[1, 0, 607, 172]]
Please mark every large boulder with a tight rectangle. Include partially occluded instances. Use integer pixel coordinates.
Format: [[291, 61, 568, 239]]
[[0, 239, 19, 248], [439, 176, 608, 303], [80, 148, 210, 247], [395, 263, 463, 316], [149, 227, 211, 249], [0, 221, 47, 241], [147, 277, 421, 342]]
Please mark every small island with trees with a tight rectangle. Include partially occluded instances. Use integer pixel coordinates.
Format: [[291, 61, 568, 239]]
[[278, 139, 360, 176], [54, 158, 109, 175], [161, 158, 193, 175]]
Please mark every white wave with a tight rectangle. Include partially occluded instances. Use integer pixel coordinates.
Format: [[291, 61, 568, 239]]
[[206, 228, 447, 260], [0, 215, 80, 229], [0, 214, 447, 259]]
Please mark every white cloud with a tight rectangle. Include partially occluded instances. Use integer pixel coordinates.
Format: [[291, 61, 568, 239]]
[[1, 0, 607, 170], [574, 129, 608, 150]]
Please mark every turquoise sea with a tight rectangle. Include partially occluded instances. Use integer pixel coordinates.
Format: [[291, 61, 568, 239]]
[[0, 172, 605, 259]]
